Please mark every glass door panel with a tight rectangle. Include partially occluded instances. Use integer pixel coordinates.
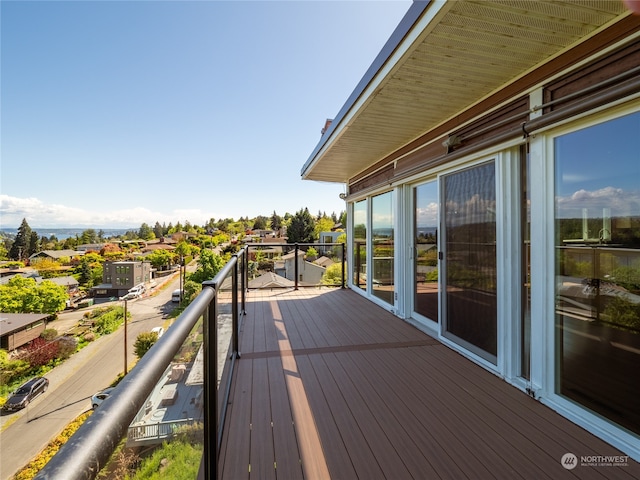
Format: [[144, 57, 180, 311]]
[[352, 200, 367, 291], [414, 181, 439, 321], [442, 162, 497, 363], [372, 191, 394, 304], [555, 111, 640, 436]]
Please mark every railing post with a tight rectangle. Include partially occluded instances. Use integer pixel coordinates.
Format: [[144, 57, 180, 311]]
[[202, 280, 218, 480], [341, 242, 346, 289], [241, 247, 247, 315], [294, 243, 299, 290], [232, 254, 240, 358]]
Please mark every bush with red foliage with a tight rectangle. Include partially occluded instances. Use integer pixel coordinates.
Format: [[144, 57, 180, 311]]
[[20, 337, 60, 368]]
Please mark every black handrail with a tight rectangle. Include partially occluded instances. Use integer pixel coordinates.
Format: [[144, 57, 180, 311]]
[[36, 247, 248, 480], [36, 287, 216, 480]]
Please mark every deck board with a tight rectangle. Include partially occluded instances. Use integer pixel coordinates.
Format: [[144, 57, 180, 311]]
[[219, 288, 640, 479]]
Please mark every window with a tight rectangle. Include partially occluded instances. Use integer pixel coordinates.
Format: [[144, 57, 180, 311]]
[[554, 110, 640, 435]]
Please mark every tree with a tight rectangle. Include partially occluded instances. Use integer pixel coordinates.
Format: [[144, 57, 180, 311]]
[[28, 231, 40, 257], [287, 208, 316, 244], [174, 241, 192, 261], [138, 223, 155, 240], [314, 215, 335, 239], [153, 222, 164, 239], [0, 276, 67, 313], [189, 249, 225, 283], [134, 332, 158, 359], [253, 216, 268, 230], [270, 211, 282, 231], [80, 229, 98, 244], [9, 218, 32, 260], [183, 279, 200, 304], [146, 249, 176, 269], [31, 258, 62, 278], [321, 263, 345, 286]]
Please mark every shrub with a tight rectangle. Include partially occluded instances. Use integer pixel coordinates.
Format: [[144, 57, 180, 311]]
[[134, 332, 158, 359], [55, 336, 78, 359], [92, 307, 125, 335], [18, 338, 59, 368], [41, 328, 58, 341]]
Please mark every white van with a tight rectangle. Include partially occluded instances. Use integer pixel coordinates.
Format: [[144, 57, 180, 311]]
[[171, 289, 182, 303]]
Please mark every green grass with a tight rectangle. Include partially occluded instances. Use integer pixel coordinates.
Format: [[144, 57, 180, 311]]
[[128, 440, 202, 480]]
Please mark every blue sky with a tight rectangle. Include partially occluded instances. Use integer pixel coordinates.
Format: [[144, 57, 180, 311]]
[[1, 0, 411, 228]]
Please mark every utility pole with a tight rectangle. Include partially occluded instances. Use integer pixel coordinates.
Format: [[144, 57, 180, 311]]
[[123, 299, 128, 374]]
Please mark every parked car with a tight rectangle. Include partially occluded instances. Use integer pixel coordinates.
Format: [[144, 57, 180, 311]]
[[3, 377, 49, 411], [151, 326, 164, 338], [171, 289, 182, 303], [91, 387, 115, 409], [119, 292, 139, 301]]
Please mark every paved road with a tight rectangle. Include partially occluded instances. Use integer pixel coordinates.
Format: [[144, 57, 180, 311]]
[[0, 275, 181, 480]]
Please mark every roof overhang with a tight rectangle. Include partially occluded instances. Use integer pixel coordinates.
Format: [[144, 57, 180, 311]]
[[301, 0, 629, 183]]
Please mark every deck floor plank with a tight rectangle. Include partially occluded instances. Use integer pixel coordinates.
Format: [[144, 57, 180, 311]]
[[267, 356, 304, 479], [219, 288, 640, 480], [249, 358, 276, 480], [219, 358, 253, 479]]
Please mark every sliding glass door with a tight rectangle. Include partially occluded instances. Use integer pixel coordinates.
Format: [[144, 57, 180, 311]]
[[442, 162, 497, 363]]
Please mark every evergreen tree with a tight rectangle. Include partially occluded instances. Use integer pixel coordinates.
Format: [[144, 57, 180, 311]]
[[28, 231, 40, 256], [153, 222, 164, 238], [138, 223, 155, 240], [80, 229, 98, 244], [9, 218, 32, 260], [287, 208, 316, 244], [270, 211, 282, 231]]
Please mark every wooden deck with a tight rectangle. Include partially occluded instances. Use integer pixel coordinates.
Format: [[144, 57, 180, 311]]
[[218, 288, 640, 479]]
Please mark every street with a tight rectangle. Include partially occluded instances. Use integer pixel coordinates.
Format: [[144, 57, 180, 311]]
[[0, 274, 182, 480]]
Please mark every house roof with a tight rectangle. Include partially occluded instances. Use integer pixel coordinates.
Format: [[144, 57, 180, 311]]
[[30, 249, 84, 260], [0, 313, 50, 336], [46, 276, 79, 288], [314, 256, 334, 268], [248, 272, 295, 289], [301, 0, 630, 183]]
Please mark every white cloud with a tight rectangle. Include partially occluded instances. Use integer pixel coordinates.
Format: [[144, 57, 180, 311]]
[[556, 187, 640, 217], [0, 195, 220, 228]]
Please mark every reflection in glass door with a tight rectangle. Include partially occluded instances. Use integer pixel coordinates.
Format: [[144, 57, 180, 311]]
[[414, 181, 439, 321], [442, 162, 497, 363], [353, 200, 367, 291], [555, 111, 640, 436], [372, 191, 394, 304]]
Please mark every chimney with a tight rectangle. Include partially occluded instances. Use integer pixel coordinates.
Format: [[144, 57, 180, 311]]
[[321, 118, 333, 135]]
